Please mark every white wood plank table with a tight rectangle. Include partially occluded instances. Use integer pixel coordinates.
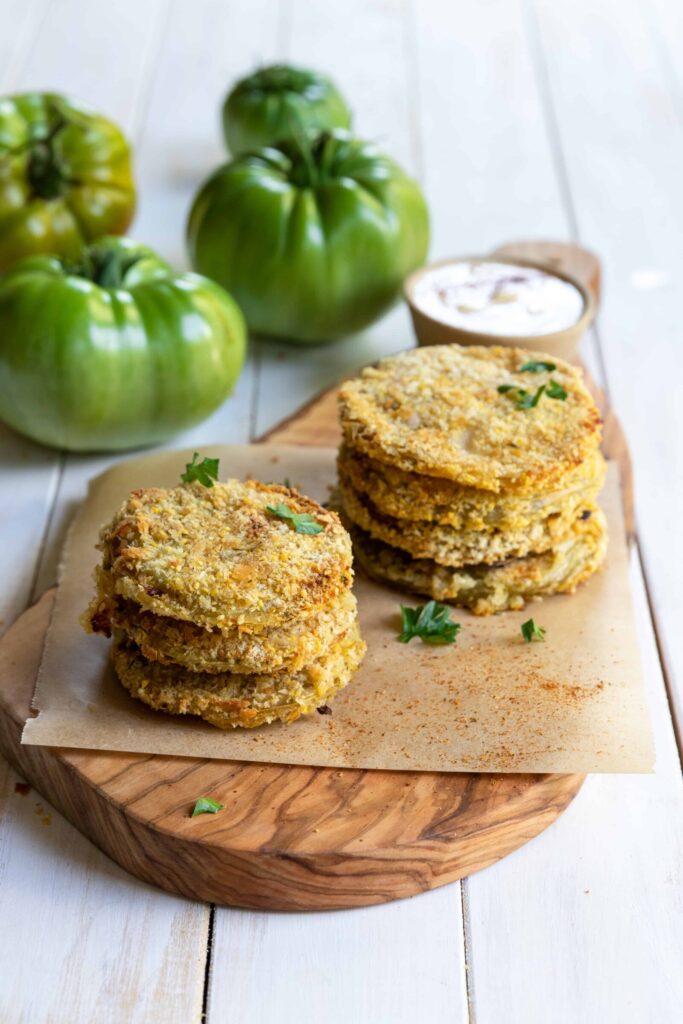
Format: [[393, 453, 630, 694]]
[[0, 1, 681, 1021]]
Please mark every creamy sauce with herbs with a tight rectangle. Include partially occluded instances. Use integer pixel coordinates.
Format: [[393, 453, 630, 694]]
[[413, 261, 585, 337]]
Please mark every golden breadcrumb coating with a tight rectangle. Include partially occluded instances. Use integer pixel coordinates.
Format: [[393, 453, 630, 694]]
[[337, 470, 601, 566], [85, 578, 358, 675], [338, 443, 606, 531], [338, 344, 602, 493], [349, 509, 607, 615], [111, 622, 366, 729], [97, 479, 352, 631]]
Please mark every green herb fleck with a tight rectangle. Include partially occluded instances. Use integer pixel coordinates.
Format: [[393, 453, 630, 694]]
[[521, 618, 546, 643], [266, 502, 324, 535], [191, 796, 224, 817], [398, 600, 461, 645], [181, 452, 219, 487], [519, 360, 557, 373], [499, 367, 567, 409], [516, 385, 546, 409], [283, 477, 292, 489], [499, 384, 546, 408], [546, 380, 568, 401]]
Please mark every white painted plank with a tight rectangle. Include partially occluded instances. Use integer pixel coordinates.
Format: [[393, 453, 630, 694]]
[[643, 0, 683, 126], [0, 430, 60, 637], [415, 0, 570, 254], [288, 0, 416, 170], [0, 0, 51, 91], [456, 2, 683, 1020], [16, 0, 167, 130], [0, 763, 208, 1024], [415, 0, 606, 381], [0, 6, 213, 1023], [465, 549, 683, 1024], [531, 0, 683, 734], [208, 888, 468, 1024], [414, 4, 683, 1024], [133, 0, 285, 270]]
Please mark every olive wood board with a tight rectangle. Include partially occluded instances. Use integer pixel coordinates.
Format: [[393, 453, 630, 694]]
[[0, 241, 632, 911]]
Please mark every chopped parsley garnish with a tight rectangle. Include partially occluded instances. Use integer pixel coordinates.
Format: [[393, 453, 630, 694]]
[[546, 380, 568, 401], [191, 796, 224, 817], [519, 360, 556, 373], [498, 380, 567, 408], [521, 618, 546, 643], [283, 477, 292, 489], [398, 600, 461, 645], [516, 385, 546, 409], [266, 502, 324, 534], [181, 452, 219, 487], [498, 384, 545, 408]]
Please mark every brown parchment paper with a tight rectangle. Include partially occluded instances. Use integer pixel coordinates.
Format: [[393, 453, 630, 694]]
[[22, 445, 654, 773]]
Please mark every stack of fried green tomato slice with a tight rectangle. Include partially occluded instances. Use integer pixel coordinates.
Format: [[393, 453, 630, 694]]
[[337, 344, 608, 615]]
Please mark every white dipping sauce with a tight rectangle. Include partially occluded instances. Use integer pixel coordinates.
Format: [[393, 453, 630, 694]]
[[413, 261, 585, 337]]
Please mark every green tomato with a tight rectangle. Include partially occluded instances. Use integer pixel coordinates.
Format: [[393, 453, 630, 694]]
[[0, 92, 136, 274], [0, 237, 246, 452], [187, 131, 429, 343], [223, 64, 351, 155]]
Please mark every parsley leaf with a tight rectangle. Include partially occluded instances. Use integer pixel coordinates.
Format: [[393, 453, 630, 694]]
[[546, 380, 568, 401], [499, 367, 566, 409], [521, 618, 546, 643], [266, 502, 324, 534], [398, 600, 461, 645], [181, 452, 219, 487], [519, 360, 557, 373], [499, 384, 546, 408], [516, 384, 546, 408], [191, 796, 224, 817], [283, 477, 292, 489]]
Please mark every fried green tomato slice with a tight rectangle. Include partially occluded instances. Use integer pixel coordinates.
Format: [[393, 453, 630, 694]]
[[86, 579, 359, 675], [349, 509, 607, 615], [338, 344, 602, 493], [338, 468, 603, 566], [97, 479, 353, 631], [338, 443, 606, 531], [111, 621, 366, 729]]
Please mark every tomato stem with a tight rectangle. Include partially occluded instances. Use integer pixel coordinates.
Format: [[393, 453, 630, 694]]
[[27, 112, 68, 200], [65, 247, 144, 288], [28, 142, 64, 199]]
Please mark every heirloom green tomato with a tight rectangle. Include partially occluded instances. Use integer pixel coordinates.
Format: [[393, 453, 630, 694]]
[[222, 64, 351, 155], [0, 92, 136, 273], [187, 130, 429, 343], [0, 237, 246, 451]]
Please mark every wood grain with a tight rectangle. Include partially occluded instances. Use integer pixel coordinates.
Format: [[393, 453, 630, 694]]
[[0, 590, 586, 911], [0, 241, 634, 910], [0, 3, 679, 1020]]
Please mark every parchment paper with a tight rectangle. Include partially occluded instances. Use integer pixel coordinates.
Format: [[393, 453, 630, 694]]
[[22, 445, 654, 773]]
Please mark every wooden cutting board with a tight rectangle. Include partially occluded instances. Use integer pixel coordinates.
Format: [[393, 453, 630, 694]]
[[0, 242, 629, 912]]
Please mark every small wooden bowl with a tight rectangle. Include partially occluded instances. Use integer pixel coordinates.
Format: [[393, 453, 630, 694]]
[[404, 255, 596, 363]]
